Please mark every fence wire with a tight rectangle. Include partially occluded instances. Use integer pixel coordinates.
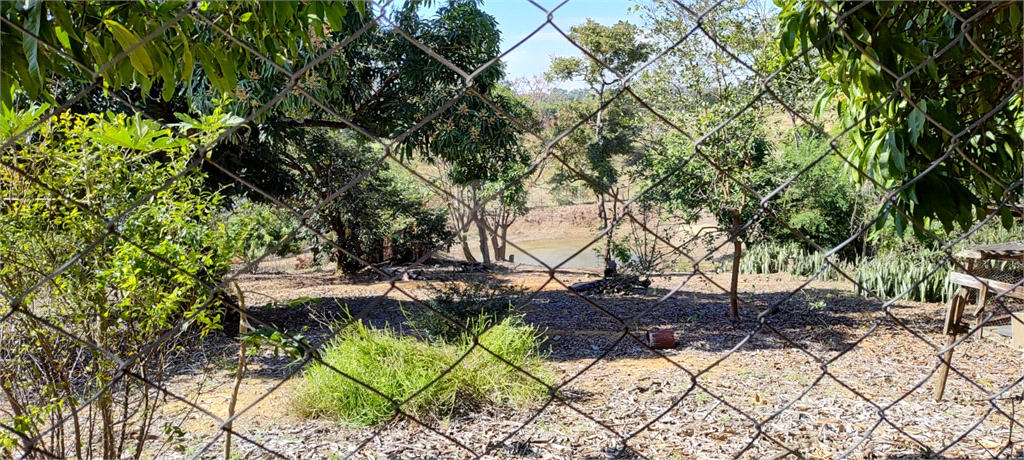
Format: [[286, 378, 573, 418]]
[[1, 1, 1023, 459]]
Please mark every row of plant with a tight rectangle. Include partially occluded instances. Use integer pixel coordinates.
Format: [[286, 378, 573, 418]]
[[740, 241, 952, 303], [741, 221, 1020, 304]]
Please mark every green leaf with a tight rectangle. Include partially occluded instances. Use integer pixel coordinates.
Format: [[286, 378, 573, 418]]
[[8, 47, 38, 100], [239, 12, 254, 22], [324, 3, 347, 31], [908, 103, 926, 144], [886, 130, 905, 173], [104, 20, 155, 76], [140, 73, 153, 95], [179, 35, 194, 84], [925, 59, 938, 82], [161, 77, 176, 101], [1001, 206, 1014, 229], [22, 2, 43, 82], [49, 3, 80, 43], [218, 49, 238, 91], [194, 43, 228, 93]]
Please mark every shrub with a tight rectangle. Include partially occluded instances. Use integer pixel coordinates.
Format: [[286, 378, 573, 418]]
[[760, 128, 866, 253], [740, 242, 847, 281], [609, 207, 684, 281], [408, 280, 526, 343], [740, 235, 1024, 303], [0, 108, 236, 458], [293, 315, 552, 425], [219, 199, 305, 269], [852, 251, 954, 303]]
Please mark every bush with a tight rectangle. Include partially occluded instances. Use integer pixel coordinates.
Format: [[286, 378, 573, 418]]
[[0, 108, 236, 458], [219, 199, 305, 269], [293, 316, 552, 425], [852, 251, 954, 303], [408, 280, 526, 343], [609, 207, 683, 281], [760, 129, 866, 253], [740, 242, 847, 281]]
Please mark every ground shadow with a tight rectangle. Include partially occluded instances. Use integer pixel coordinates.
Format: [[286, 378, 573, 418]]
[[212, 279, 946, 366]]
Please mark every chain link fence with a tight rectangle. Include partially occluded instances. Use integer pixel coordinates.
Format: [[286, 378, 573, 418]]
[[1, 1, 1022, 459]]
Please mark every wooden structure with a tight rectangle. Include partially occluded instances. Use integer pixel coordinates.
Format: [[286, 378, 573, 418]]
[[934, 242, 1024, 401]]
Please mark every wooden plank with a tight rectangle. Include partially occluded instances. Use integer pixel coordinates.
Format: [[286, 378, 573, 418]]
[[947, 272, 1024, 300], [934, 333, 958, 401], [942, 289, 968, 335], [1013, 312, 1024, 349], [956, 241, 1024, 261]]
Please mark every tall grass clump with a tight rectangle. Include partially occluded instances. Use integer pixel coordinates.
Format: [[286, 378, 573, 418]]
[[293, 315, 552, 425]]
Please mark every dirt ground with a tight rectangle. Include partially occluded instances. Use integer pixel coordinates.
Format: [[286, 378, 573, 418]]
[[138, 206, 1024, 460]]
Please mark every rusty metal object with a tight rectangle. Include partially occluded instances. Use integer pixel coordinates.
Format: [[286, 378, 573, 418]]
[[647, 329, 676, 349]]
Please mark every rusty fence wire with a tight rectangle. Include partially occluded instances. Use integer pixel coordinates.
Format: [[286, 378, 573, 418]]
[[1, 1, 1023, 459]]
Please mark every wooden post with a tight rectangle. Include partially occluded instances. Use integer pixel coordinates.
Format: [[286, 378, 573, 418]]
[[934, 290, 966, 401], [935, 257, 972, 403], [974, 283, 988, 338], [1012, 312, 1024, 349]]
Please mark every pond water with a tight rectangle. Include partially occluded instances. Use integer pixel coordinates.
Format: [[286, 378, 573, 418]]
[[457, 236, 605, 269]]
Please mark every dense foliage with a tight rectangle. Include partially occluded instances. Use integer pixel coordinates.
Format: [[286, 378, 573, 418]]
[[0, 107, 236, 457], [295, 130, 453, 272], [778, 1, 1023, 237], [761, 129, 867, 252]]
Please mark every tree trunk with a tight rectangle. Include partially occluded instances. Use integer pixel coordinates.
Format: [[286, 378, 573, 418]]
[[472, 187, 491, 264], [334, 224, 352, 272], [460, 235, 478, 263], [599, 193, 612, 272], [729, 210, 742, 320], [475, 211, 490, 264], [490, 231, 506, 261], [498, 224, 509, 261]]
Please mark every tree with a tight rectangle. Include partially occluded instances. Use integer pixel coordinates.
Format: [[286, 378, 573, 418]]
[[760, 127, 868, 254], [642, 114, 774, 319], [635, 0, 779, 318], [544, 20, 655, 276], [482, 173, 529, 262], [0, 1, 366, 109], [778, 1, 1023, 238], [286, 129, 453, 272], [1, 0, 530, 184], [1, 1, 535, 273]]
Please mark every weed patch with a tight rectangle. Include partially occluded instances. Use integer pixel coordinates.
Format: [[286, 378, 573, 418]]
[[293, 316, 552, 425]]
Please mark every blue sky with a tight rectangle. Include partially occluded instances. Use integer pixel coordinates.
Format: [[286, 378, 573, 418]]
[[419, 0, 639, 88]]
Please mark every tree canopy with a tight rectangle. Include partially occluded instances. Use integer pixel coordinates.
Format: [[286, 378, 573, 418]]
[[1, 0, 531, 187], [778, 0, 1023, 237]]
